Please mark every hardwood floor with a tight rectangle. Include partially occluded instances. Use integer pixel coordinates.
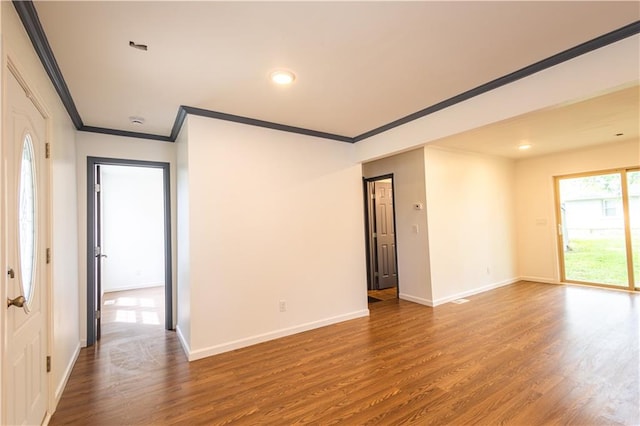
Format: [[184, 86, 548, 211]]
[[50, 281, 639, 425], [368, 286, 397, 301]]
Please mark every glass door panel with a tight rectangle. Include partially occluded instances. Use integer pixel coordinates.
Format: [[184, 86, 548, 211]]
[[628, 170, 639, 288], [558, 173, 628, 287]]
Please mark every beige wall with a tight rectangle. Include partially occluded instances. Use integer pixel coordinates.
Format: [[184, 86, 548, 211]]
[[363, 148, 433, 304], [178, 115, 368, 360], [175, 126, 191, 348], [362, 138, 638, 305], [515, 139, 640, 283], [363, 145, 520, 306], [425, 146, 518, 303]]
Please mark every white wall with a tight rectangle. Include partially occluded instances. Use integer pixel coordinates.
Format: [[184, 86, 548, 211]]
[[177, 115, 368, 360], [0, 4, 5, 416], [101, 165, 165, 292], [515, 139, 640, 283], [362, 148, 433, 305], [0, 6, 7, 421], [424, 146, 518, 304], [75, 132, 177, 342], [175, 126, 191, 348], [354, 35, 639, 163], [1, 1, 80, 413]]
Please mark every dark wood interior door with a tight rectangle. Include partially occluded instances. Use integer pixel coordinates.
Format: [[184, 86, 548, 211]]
[[374, 181, 398, 289]]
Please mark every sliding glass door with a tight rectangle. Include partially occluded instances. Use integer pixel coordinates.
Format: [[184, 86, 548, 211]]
[[628, 170, 639, 288], [556, 168, 639, 290]]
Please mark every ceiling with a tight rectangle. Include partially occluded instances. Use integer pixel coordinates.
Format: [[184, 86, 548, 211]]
[[432, 83, 640, 159], [29, 1, 640, 155]]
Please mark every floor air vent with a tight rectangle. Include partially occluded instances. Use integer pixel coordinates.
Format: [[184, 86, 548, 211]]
[[451, 299, 470, 304]]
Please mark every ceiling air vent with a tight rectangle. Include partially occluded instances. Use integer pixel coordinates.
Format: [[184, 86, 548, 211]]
[[129, 41, 148, 51], [129, 116, 145, 125]]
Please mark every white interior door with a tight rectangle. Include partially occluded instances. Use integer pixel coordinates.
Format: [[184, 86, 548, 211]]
[[3, 68, 49, 425]]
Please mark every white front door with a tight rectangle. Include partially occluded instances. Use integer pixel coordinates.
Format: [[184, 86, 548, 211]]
[[2, 67, 49, 425]]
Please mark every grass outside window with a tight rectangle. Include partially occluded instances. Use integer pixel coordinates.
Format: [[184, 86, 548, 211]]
[[564, 237, 640, 287]]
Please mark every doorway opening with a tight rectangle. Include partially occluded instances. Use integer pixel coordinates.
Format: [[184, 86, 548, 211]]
[[86, 158, 173, 346], [364, 175, 399, 303]]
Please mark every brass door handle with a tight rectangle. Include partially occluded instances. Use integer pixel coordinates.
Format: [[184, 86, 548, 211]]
[[7, 295, 26, 308], [7, 268, 15, 278]]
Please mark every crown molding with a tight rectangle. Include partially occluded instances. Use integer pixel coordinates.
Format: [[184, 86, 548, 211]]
[[13, 1, 640, 145], [13, 0, 84, 129], [80, 125, 173, 143], [353, 20, 640, 142], [180, 106, 354, 143]]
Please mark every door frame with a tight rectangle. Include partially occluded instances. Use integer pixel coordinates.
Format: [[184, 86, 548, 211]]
[[86, 157, 173, 346], [554, 167, 639, 291], [363, 174, 400, 295]]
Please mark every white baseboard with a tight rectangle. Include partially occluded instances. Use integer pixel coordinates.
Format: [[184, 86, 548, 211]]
[[399, 293, 434, 307], [431, 277, 520, 307], [519, 276, 561, 285], [186, 309, 370, 362], [54, 342, 80, 403], [103, 283, 164, 293], [175, 325, 191, 360], [49, 341, 80, 419], [398, 278, 521, 308]]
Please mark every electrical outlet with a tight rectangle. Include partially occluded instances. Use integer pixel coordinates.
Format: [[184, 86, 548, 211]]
[[279, 300, 287, 312]]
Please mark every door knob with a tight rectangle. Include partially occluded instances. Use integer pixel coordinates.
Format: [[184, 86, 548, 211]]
[[7, 268, 15, 278], [7, 295, 26, 308]]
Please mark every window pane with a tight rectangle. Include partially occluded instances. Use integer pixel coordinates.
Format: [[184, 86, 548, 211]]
[[19, 135, 36, 304], [559, 173, 628, 287], [628, 170, 640, 288]]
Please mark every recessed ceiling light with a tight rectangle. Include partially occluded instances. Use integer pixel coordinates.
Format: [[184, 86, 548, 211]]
[[518, 144, 532, 150], [129, 116, 145, 125], [270, 70, 296, 85]]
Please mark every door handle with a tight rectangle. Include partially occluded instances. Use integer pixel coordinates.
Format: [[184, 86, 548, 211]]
[[7, 268, 15, 278], [7, 295, 26, 309]]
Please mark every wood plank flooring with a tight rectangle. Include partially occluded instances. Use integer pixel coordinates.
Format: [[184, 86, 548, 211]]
[[50, 281, 639, 425], [368, 287, 398, 301]]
